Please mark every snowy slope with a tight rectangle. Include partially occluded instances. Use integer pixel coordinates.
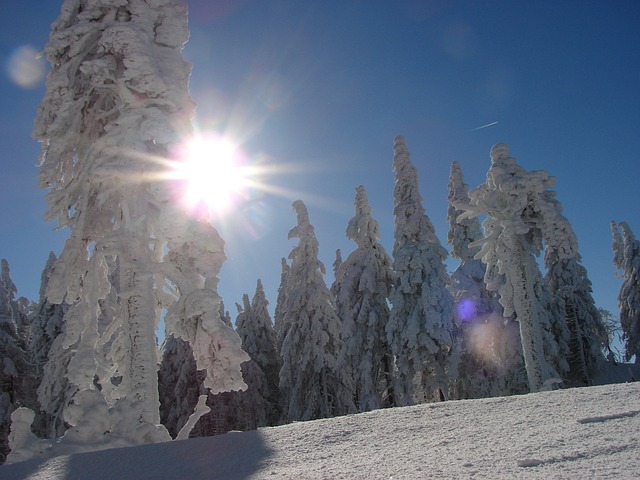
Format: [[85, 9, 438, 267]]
[[3, 382, 639, 479]]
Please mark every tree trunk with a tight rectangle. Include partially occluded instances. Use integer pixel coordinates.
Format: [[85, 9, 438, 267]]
[[509, 238, 550, 393], [119, 247, 160, 427]]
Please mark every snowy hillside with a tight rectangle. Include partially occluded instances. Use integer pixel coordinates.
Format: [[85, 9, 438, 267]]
[[3, 382, 639, 479]]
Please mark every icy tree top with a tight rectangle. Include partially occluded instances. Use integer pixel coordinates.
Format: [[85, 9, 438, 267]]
[[333, 249, 343, 277], [0, 259, 18, 338], [38, 252, 58, 301], [253, 279, 268, 309], [287, 199, 326, 278], [447, 161, 483, 260], [613, 221, 640, 272], [0, 259, 16, 301], [392, 135, 441, 252], [288, 200, 314, 240], [347, 186, 380, 248], [611, 221, 625, 270], [464, 143, 577, 260]]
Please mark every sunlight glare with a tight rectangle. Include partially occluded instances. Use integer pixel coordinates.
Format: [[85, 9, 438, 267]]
[[172, 134, 250, 218]]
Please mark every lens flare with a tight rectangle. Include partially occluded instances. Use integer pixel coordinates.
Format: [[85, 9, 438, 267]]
[[456, 298, 477, 322], [6, 45, 46, 89]]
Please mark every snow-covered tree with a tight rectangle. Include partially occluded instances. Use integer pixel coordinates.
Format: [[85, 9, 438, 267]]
[[447, 162, 494, 319], [164, 283, 281, 439], [23, 253, 68, 440], [273, 257, 290, 354], [333, 249, 343, 277], [21, 0, 247, 457], [387, 136, 458, 405], [159, 221, 249, 396], [447, 162, 527, 398], [333, 186, 395, 411], [0, 259, 36, 464], [460, 144, 571, 392], [246, 280, 281, 422], [30, 252, 84, 449], [612, 221, 640, 363], [233, 297, 272, 429], [193, 297, 275, 436], [0, 260, 22, 463], [279, 200, 356, 421], [193, 385, 244, 437], [158, 335, 201, 439], [545, 239, 607, 385]]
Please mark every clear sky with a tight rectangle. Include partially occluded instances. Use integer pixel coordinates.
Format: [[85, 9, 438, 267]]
[[1, 1, 639, 331]]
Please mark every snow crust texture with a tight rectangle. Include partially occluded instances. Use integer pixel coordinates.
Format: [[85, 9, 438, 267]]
[[2, 382, 638, 479]]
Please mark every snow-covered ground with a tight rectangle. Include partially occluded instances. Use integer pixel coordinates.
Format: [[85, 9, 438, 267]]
[[3, 382, 639, 479]]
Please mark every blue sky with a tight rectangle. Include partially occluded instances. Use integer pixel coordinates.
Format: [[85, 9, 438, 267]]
[[1, 1, 639, 333]]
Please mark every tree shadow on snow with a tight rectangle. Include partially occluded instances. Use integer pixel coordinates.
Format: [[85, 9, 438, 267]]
[[2, 430, 275, 480]]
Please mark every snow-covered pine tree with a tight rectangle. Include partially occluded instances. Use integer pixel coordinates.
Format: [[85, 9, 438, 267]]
[[612, 221, 640, 363], [158, 335, 201, 439], [274, 257, 290, 354], [22, 0, 247, 457], [248, 280, 282, 423], [279, 201, 356, 421], [333, 249, 343, 278], [447, 162, 527, 398], [447, 162, 494, 320], [26, 253, 68, 440], [387, 136, 458, 405], [333, 186, 395, 411], [193, 299, 269, 437], [0, 260, 22, 463], [233, 295, 273, 429], [544, 232, 607, 385], [194, 384, 243, 437], [0, 260, 36, 464], [31, 0, 187, 447], [460, 144, 570, 392]]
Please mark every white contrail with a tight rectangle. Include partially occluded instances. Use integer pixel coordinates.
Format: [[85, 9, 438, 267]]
[[471, 121, 498, 131]]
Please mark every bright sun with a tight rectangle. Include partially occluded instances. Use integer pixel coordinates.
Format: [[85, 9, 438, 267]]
[[171, 134, 250, 218]]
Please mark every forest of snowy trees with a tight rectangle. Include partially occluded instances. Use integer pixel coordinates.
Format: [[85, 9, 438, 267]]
[[1, 0, 638, 465]]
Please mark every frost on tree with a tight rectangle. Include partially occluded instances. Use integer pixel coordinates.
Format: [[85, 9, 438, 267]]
[[447, 162, 494, 319], [332, 249, 343, 277], [219, 300, 232, 328], [25, 253, 69, 440], [333, 186, 395, 411], [387, 136, 458, 405], [241, 281, 282, 423], [0, 260, 31, 464], [192, 295, 276, 437], [460, 144, 569, 393], [233, 296, 276, 428], [279, 201, 356, 421], [20, 0, 247, 458], [447, 162, 527, 399], [158, 335, 201, 439], [273, 257, 290, 354], [543, 213, 607, 386], [160, 220, 248, 397], [612, 221, 640, 363]]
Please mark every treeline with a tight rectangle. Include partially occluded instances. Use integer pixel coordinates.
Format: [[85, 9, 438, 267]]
[[3, 138, 639, 459]]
